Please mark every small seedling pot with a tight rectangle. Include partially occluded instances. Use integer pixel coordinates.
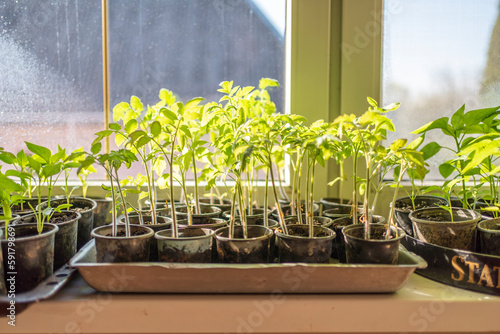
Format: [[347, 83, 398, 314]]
[[118, 214, 172, 261], [89, 197, 113, 228], [275, 224, 335, 263], [215, 225, 273, 263], [155, 228, 215, 263], [10, 197, 50, 216], [322, 205, 364, 220], [409, 207, 481, 251], [393, 195, 448, 237], [199, 198, 232, 212], [330, 215, 385, 262], [1, 223, 58, 292], [17, 211, 81, 270], [91, 224, 154, 263], [235, 218, 280, 260], [271, 202, 320, 220], [477, 218, 500, 256], [343, 223, 404, 265], [175, 205, 222, 223], [319, 197, 362, 213], [222, 208, 268, 224], [284, 215, 333, 228], [39, 197, 97, 250]]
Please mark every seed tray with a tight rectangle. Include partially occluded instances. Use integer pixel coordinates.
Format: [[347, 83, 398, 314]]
[[70, 240, 427, 294]]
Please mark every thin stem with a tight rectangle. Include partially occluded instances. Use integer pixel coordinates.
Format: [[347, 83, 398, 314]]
[[268, 154, 288, 234]]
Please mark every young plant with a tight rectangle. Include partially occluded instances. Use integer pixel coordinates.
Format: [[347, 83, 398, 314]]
[[23, 142, 72, 233], [411, 104, 500, 209], [81, 131, 138, 237], [333, 98, 400, 238]]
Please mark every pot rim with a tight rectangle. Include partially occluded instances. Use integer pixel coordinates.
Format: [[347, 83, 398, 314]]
[[478, 218, 500, 232], [214, 225, 273, 241], [154, 227, 215, 240], [343, 223, 405, 242], [39, 197, 98, 213], [393, 195, 448, 211], [117, 214, 173, 226], [91, 224, 154, 240], [0, 222, 59, 242], [409, 207, 481, 225], [175, 205, 222, 215], [275, 223, 336, 240], [10, 210, 82, 225]]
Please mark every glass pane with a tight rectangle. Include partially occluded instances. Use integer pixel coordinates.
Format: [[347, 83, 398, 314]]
[[382, 0, 499, 179], [108, 0, 287, 181], [0, 0, 103, 154], [108, 0, 286, 112]]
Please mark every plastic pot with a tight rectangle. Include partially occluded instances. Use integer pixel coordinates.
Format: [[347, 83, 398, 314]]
[[215, 225, 273, 263], [199, 198, 232, 212], [91, 224, 154, 263], [409, 207, 481, 251], [393, 195, 448, 237], [222, 208, 267, 225], [477, 219, 500, 256], [330, 215, 385, 262], [118, 214, 172, 261], [39, 197, 97, 250], [155, 228, 215, 263], [1, 223, 59, 292], [17, 211, 81, 270], [89, 197, 113, 228], [175, 205, 222, 223], [319, 197, 362, 213], [283, 215, 333, 228], [343, 223, 405, 264], [275, 224, 335, 263]]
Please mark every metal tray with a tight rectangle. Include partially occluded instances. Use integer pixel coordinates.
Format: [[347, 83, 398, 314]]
[[0, 264, 76, 304], [70, 240, 427, 294], [402, 234, 500, 296]]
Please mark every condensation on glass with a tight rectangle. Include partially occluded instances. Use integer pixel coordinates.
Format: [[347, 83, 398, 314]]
[[382, 0, 500, 179]]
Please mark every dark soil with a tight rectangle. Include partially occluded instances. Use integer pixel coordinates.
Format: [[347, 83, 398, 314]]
[[16, 212, 78, 224], [106, 228, 149, 237], [396, 200, 438, 213], [72, 206, 91, 213], [287, 226, 330, 237]]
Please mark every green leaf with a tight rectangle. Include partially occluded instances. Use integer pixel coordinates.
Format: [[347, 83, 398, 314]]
[[130, 96, 144, 112], [25, 142, 51, 163], [450, 104, 465, 130], [463, 106, 500, 127], [161, 108, 177, 121], [109, 123, 121, 131], [439, 162, 455, 179], [367, 97, 378, 108], [124, 119, 138, 134], [91, 142, 102, 155], [113, 102, 130, 122], [42, 163, 61, 177], [420, 142, 441, 160], [150, 121, 162, 137], [411, 117, 449, 134], [136, 135, 151, 148], [406, 136, 424, 150], [258, 78, 279, 90]]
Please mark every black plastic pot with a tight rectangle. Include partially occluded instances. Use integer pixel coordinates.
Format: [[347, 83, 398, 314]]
[[284, 215, 333, 228], [199, 198, 232, 212], [10, 197, 49, 217], [477, 219, 500, 256], [91, 224, 154, 263], [1, 223, 58, 293], [319, 197, 361, 213], [155, 228, 215, 263], [343, 223, 405, 264], [393, 195, 448, 237], [39, 197, 97, 250], [90, 197, 113, 228], [177, 217, 228, 231], [175, 205, 222, 223], [118, 214, 172, 261], [330, 215, 385, 262], [17, 211, 81, 270], [275, 224, 335, 263], [215, 225, 273, 263], [222, 208, 267, 224], [322, 205, 364, 220], [409, 207, 481, 251], [271, 202, 320, 220]]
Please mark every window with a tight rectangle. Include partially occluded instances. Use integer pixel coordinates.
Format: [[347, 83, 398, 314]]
[[0, 0, 286, 179], [382, 0, 500, 179]]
